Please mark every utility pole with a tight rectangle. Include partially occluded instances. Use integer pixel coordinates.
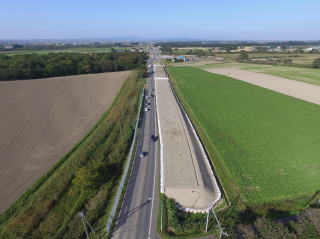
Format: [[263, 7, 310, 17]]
[[78, 211, 95, 239], [205, 202, 213, 232], [205, 209, 210, 232]]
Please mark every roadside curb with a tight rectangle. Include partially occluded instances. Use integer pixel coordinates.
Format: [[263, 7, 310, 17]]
[[154, 66, 165, 194]]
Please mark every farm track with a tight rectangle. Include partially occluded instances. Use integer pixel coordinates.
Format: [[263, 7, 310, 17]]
[[0, 71, 129, 212]]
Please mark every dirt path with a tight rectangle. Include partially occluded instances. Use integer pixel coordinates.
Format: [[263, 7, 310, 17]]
[[207, 67, 320, 105], [0, 71, 129, 212]]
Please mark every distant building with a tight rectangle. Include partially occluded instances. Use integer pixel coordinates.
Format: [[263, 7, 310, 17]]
[[4, 45, 13, 49]]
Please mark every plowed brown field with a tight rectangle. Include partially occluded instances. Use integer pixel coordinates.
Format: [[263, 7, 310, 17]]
[[0, 71, 129, 212]]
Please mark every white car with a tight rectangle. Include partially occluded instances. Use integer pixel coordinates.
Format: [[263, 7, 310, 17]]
[[144, 107, 149, 112]]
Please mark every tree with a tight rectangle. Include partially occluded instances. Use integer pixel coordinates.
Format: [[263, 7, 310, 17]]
[[313, 58, 320, 68], [283, 59, 292, 65], [238, 51, 249, 62], [0, 52, 147, 81]]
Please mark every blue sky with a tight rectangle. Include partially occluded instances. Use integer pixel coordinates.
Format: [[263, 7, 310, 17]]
[[1, 0, 319, 40]]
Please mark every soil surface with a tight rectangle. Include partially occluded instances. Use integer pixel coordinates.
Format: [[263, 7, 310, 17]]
[[207, 67, 320, 106], [0, 71, 129, 212]]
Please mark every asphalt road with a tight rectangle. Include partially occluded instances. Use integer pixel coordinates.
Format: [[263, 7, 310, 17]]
[[111, 46, 219, 238], [111, 52, 160, 239]]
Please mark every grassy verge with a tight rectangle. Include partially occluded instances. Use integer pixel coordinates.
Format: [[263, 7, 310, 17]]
[[0, 71, 145, 239], [157, 194, 219, 239]]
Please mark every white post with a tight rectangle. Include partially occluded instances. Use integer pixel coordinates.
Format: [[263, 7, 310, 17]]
[[205, 209, 209, 232]]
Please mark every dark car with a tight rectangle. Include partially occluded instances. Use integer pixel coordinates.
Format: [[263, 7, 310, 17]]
[[150, 135, 158, 142], [139, 151, 148, 158]]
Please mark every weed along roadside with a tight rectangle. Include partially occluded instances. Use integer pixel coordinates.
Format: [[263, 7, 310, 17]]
[[0, 71, 145, 239]]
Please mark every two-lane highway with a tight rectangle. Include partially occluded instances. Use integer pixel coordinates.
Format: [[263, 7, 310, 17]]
[[112, 54, 160, 239]]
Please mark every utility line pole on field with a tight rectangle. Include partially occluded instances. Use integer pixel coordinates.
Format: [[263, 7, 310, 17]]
[[204, 204, 228, 238], [212, 209, 228, 239], [78, 211, 95, 239]]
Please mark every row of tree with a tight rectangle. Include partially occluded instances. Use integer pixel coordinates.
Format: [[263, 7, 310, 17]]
[[0, 51, 147, 81], [157, 41, 320, 48], [238, 51, 320, 68]]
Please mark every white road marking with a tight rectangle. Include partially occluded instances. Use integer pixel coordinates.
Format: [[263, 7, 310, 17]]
[[148, 76, 158, 238]]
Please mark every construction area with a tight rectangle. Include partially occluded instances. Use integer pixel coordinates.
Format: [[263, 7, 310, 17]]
[[154, 64, 221, 212]]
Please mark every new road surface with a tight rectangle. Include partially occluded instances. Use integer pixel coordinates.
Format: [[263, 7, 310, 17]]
[[155, 64, 220, 212], [112, 56, 160, 239]]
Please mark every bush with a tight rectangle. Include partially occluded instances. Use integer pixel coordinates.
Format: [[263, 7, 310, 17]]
[[313, 58, 320, 68], [237, 51, 249, 62]]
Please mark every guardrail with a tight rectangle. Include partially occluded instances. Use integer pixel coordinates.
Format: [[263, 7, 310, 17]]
[[105, 88, 144, 234]]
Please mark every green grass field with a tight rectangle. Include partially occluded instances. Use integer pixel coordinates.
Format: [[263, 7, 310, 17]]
[[199, 62, 320, 86], [169, 66, 320, 205]]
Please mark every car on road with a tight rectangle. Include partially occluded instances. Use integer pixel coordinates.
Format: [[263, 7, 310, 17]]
[[139, 151, 147, 158], [150, 135, 158, 142], [144, 107, 150, 112]]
